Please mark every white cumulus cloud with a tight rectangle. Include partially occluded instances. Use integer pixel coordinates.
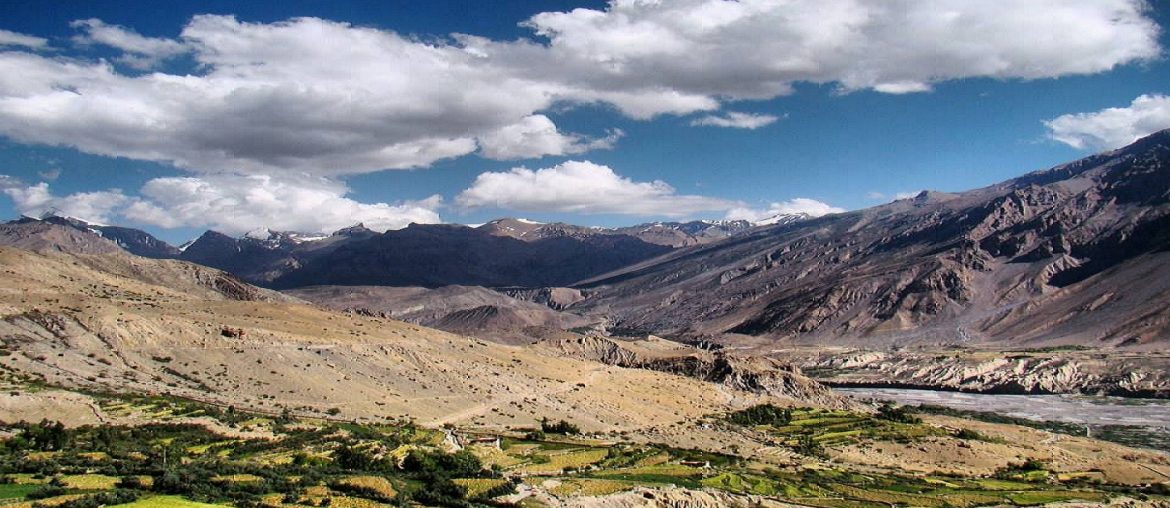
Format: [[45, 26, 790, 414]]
[[4, 177, 442, 235], [691, 111, 780, 129], [726, 198, 845, 222], [460, 0, 1159, 119], [4, 182, 131, 225], [477, 114, 623, 160], [0, 29, 48, 50], [71, 19, 189, 69], [1044, 94, 1170, 150], [0, 16, 595, 176], [122, 175, 443, 235], [456, 160, 736, 216]]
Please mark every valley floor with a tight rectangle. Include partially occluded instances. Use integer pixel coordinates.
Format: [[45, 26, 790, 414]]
[[1, 383, 1169, 507]]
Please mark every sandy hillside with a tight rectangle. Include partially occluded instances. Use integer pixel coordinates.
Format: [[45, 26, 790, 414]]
[[0, 247, 780, 431]]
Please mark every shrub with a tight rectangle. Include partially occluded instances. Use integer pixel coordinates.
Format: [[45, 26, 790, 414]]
[[728, 404, 792, 426], [955, 428, 985, 440], [876, 403, 921, 424], [794, 434, 825, 458], [26, 485, 68, 500], [540, 417, 580, 435], [55, 490, 140, 508]]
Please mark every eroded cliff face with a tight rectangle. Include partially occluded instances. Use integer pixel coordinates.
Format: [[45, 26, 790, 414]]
[[779, 349, 1170, 397], [543, 335, 842, 405], [578, 130, 1170, 348]]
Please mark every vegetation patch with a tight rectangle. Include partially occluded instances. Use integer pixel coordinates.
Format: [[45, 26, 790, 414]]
[[0, 389, 1154, 508], [109, 495, 225, 507], [451, 478, 508, 498]]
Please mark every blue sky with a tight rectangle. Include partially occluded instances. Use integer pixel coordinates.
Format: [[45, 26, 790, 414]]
[[1, 0, 1169, 245]]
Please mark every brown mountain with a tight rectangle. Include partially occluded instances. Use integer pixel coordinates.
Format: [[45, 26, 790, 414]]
[[285, 284, 594, 344], [0, 215, 180, 258], [0, 217, 127, 255], [578, 129, 1170, 349]]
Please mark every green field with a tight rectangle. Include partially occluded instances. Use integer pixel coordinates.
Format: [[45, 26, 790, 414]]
[[0, 483, 44, 499], [111, 495, 228, 507], [0, 391, 1163, 507]]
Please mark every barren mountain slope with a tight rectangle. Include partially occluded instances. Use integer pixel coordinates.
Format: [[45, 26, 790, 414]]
[[0, 246, 817, 431], [578, 130, 1170, 348], [0, 218, 126, 255], [30, 214, 182, 258], [286, 284, 596, 344]]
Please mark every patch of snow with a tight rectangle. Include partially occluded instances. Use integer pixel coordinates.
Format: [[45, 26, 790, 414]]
[[752, 213, 809, 226], [291, 234, 328, 242], [244, 227, 272, 240]]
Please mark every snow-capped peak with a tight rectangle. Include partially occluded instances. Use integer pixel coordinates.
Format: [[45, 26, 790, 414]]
[[37, 211, 108, 227], [752, 212, 810, 226], [243, 227, 329, 245]]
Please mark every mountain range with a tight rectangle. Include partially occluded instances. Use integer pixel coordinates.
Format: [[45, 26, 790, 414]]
[[3, 130, 1169, 350], [4, 213, 792, 288]]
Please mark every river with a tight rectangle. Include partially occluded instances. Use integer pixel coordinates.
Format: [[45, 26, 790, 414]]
[[836, 387, 1170, 429]]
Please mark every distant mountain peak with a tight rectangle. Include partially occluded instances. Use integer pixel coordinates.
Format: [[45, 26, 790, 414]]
[[752, 212, 809, 226], [243, 227, 273, 240], [5, 213, 179, 258], [334, 223, 376, 237], [38, 210, 106, 227]]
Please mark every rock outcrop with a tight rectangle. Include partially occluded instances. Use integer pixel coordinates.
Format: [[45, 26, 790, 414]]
[[781, 349, 1170, 397], [544, 335, 841, 405]]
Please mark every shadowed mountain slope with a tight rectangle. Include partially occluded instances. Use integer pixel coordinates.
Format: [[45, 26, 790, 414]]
[[578, 130, 1170, 348], [271, 223, 672, 289]]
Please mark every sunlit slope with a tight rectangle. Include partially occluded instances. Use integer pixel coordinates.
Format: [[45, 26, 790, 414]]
[[0, 247, 787, 431]]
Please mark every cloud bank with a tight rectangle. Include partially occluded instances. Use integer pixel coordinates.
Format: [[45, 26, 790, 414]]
[[0, 2, 1157, 177], [1045, 94, 1170, 150], [4, 176, 441, 235]]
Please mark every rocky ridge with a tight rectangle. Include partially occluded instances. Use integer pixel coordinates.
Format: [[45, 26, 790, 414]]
[[478, 217, 764, 247], [576, 129, 1170, 348]]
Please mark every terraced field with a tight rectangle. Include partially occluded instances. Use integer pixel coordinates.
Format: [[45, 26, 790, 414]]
[[0, 389, 1166, 507]]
